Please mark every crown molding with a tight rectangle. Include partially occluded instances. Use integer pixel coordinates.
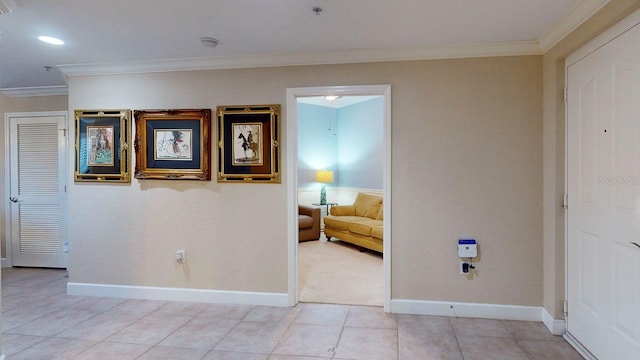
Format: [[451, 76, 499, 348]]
[[297, 95, 379, 109], [538, 0, 611, 52], [0, 85, 68, 97], [57, 41, 542, 78], [4, 1, 610, 88]]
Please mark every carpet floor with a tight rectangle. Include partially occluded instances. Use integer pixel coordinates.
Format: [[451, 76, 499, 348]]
[[298, 237, 384, 306]]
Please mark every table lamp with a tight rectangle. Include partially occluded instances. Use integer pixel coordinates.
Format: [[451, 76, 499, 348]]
[[315, 170, 334, 205]]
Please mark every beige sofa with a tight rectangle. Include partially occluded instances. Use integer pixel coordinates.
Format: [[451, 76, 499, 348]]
[[324, 193, 383, 253]]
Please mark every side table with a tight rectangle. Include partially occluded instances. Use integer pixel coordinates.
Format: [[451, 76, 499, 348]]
[[312, 202, 338, 216]]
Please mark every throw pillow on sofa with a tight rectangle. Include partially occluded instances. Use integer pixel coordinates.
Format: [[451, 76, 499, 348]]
[[354, 193, 382, 219]]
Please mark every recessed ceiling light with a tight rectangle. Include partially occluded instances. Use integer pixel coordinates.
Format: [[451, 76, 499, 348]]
[[325, 96, 340, 101], [38, 36, 64, 45]]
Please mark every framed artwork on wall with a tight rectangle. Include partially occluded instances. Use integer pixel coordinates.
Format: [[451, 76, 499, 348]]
[[216, 104, 280, 183], [74, 109, 131, 183], [134, 109, 212, 180]]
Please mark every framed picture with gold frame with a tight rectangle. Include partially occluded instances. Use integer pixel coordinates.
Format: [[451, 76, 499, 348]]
[[134, 109, 212, 180], [216, 104, 280, 183], [74, 109, 131, 183]]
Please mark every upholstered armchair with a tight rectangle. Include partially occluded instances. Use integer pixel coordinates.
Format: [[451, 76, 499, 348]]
[[298, 205, 321, 241]]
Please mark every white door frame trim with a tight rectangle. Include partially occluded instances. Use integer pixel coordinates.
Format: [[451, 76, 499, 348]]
[[286, 85, 392, 311], [565, 8, 640, 68], [3, 111, 68, 268]]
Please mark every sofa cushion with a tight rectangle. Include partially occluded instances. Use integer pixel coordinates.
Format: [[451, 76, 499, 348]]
[[298, 215, 314, 229], [324, 216, 366, 231], [371, 225, 383, 240], [354, 193, 382, 219], [348, 219, 383, 237], [330, 205, 356, 216]]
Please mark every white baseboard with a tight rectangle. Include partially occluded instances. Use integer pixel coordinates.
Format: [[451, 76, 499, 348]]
[[542, 308, 566, 335], [390, 299, 543, 322], [67, 282, 289, 307]]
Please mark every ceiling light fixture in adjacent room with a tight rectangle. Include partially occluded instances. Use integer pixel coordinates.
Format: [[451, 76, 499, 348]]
[[38, 36, 64, 45], [324, 95, 340, 101], [200, 37, 219, 48], [0, 0, 18, 14]]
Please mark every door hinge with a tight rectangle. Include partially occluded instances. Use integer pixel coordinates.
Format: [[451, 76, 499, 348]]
[[65, 185, 67, 193], [562, 194, 568, 209], [59, 128, 67, 137], [563, 87, 568, 103], [564, 301, 568, 316]]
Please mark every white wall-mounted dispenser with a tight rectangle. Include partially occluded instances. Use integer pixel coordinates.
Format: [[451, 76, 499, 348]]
[[458, 239, 477, 258]]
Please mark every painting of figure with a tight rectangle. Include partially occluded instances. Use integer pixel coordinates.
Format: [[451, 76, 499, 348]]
[[155, 129, 193, 160], [87, 126, 114, 166], [232, 123, 262, 165]]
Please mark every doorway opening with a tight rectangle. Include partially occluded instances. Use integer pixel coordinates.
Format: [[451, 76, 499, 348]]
[[286, 85, 391, 311], [297, 95, 383, 306]]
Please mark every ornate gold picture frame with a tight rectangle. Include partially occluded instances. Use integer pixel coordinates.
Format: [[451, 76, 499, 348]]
[[134, 109, 212, 180], [74, 109, 131, 183], [217, 105, 280, 183]]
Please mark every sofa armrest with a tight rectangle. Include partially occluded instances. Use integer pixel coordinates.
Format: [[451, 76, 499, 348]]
[[299, 205, 321, 241], [299, 205, 320, 218], [330, 205, 356, 216]]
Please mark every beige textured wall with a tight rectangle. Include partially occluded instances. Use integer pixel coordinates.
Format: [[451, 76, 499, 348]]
[[542, 0, 640, 319], [0, 94, 68, 258], [389, 57, 543, 305], [68, 56, 543, 305]]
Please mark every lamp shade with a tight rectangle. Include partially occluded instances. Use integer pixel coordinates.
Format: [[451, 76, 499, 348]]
[[315, 170, 334, 183]]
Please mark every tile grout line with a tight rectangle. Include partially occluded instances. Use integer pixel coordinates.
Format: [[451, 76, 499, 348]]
[[267, 302, 304, 357], [330, 304, 352, 360], [449, 315, 467, 360]]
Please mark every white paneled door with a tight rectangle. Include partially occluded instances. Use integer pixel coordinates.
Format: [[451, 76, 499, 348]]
[[566, 20, 640, 360], [7, 112, 68, 268]]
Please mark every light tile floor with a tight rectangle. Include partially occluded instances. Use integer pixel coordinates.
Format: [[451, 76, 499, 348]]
[[1, 267, 584, 359]]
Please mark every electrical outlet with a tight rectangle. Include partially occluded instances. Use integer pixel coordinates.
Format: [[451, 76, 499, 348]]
[[460, 261, 469, 275], [176, 250, 186, 263]]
